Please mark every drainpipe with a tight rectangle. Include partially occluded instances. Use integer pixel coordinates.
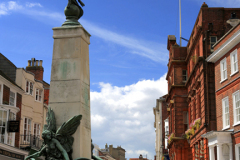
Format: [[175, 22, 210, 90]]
[[204, 27, 210, 131]]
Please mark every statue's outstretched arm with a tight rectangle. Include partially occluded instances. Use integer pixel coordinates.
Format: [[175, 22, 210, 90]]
[[52, 138, 70, 160], [24, 146, 46, 160]]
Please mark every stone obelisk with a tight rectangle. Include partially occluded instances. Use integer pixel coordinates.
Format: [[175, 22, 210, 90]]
[[48, 1, 91, 159]]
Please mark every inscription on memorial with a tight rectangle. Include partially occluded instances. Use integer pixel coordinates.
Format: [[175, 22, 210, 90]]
[[0, 149, 24, 160]]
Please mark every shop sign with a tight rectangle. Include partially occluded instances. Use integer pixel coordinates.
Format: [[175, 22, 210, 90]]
[[0, 149, 24, 160], [8, 121, 20, 132]]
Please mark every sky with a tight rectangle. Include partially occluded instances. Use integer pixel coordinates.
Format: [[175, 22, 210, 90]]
[[0, 0, 239, 159]]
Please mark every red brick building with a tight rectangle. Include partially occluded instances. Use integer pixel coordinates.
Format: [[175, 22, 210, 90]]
[[203, 19, 240, 160], [166, 3, 240, 160]]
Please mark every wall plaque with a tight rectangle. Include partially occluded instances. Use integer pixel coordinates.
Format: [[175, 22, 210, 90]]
[[0, 149, 24, 160]]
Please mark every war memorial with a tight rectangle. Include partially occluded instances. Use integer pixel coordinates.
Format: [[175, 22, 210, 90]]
[[25, 0, 93, 159]]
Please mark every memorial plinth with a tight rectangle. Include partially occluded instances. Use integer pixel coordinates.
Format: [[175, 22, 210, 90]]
[[49, 25, 91, 159]]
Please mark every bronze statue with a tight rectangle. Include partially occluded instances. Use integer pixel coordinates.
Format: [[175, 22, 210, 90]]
[[25, 108, 82, 160], [67, 0, 85, 8], [62, 0, 85, 26]]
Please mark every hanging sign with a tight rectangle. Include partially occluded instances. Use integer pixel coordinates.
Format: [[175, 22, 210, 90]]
[[8, 121, 20, 132]]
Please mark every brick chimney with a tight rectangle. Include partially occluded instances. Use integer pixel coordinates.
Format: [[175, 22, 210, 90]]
[[26, 58, 44, 81]]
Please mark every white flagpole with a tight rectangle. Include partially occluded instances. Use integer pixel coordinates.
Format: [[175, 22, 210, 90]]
[[179, 0, 182, 46]]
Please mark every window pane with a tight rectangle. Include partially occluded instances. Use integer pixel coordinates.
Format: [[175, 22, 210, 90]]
[[234, 62, 238, 72], [26, 81, 29, 93], [211, 37, 216, 42], [30, 82, 33, 95], [238, 146, 240, 160]]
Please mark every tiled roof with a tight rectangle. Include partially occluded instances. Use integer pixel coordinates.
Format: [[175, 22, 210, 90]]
[[0, 70, 23, 91]]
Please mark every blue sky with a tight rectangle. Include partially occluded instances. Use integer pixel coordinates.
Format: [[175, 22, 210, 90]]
[[0, 0, 239, 159]]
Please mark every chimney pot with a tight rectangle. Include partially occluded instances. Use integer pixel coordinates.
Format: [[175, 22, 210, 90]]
[[39, 60, 43, 67], [31, 58, 35, 66], [36, 60, 39, 66], [28, 60, 31, 66]]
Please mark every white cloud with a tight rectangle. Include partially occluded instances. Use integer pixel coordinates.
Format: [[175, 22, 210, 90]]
[[26, 2, 42, 8], [91, 114, 107, 128], [0, 1, 22, 15], [91, 74, 168, 159], [136, 150, 149, 155], [81, 19, 168, 63], [0, 1, 42, 16]]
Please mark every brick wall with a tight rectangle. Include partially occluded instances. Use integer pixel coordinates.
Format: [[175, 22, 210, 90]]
[[161, 97, 168, 153], [15, 93, 22, 147], [44, 88, 49, 105], [216, 79, 240, 131], [214, 44, 240, 91], [26, 66, 44, 81]]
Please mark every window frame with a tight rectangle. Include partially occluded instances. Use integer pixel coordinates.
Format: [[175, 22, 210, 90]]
[[33, 123, 40, 137], [233, 90, 240, 126], [0, 84, 2, 105], [35, 88, 42, 102], [220, 57, 227, 82], [182, 70, 187, 82], [210, 36, 217, 51], [183, 111, 189, 130], [24, 117, 32, 142], [222, 96, 230, 130], [0, 109, 8, 144], [230, 49, 239, 76], [235, 143, 240, 160], [26, 80, 33, 95], [9, 91, 16, 107]]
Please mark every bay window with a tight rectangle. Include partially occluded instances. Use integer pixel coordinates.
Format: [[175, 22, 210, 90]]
[[0, 110, 15, 146]]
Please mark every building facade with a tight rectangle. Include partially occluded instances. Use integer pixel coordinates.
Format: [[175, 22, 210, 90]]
[[166, 3, 240, 160], [101, 144, 126, 160], [204, 20, 240, 160], [0, 54, 48, 159], [15, 58, 47, 150], [153, 95, 169, 160], [0, 54, 28, 159]]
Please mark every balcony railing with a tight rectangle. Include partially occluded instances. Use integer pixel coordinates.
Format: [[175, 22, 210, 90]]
[[20, 134, 43, 150]]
